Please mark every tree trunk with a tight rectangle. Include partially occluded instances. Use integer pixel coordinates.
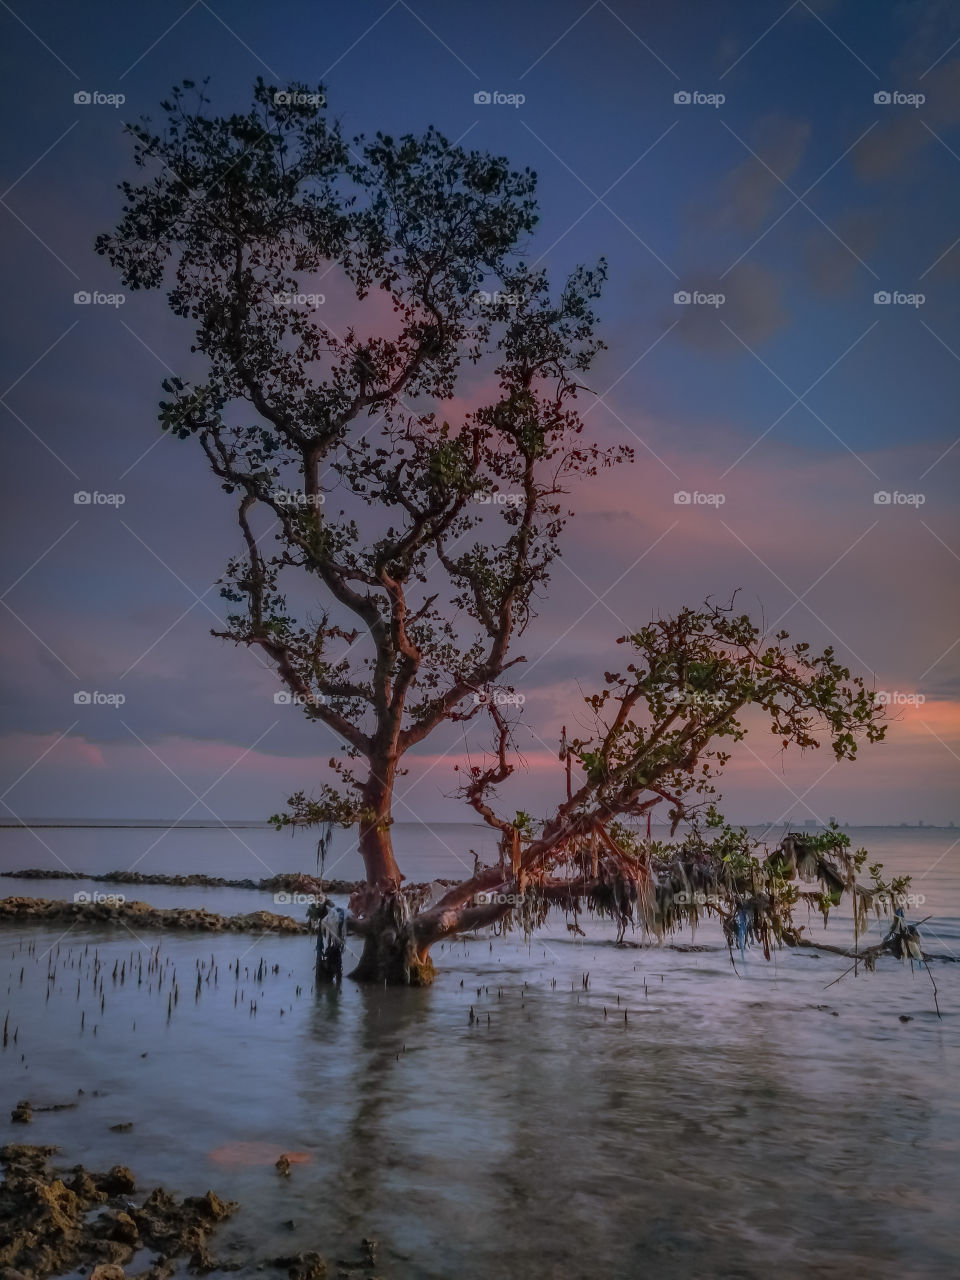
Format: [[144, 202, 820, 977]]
[[345, 885, 435, 983], [349, 895, 436, 985], [357, 819, 402, 885], [348, 760, 438, 983], [350, 928, 436, 986], [357, 762, 402, 887]]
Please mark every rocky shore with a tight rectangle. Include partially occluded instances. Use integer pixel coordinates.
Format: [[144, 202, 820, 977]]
[[0, 898, 310, 935], [0, 1143, 376, 1278], [0, 1142, 238, 1279], [1, 870, 364, 896], [0, 870, 462, 938]]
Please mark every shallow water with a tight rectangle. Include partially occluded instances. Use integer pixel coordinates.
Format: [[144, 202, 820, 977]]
[[1, 825, 958, 1278]]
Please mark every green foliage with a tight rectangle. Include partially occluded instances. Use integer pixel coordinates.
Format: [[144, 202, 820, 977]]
[[513, 810, 534, 834], [99, 78, 628, 834], [560, 601, 886, 835], [269, 786, 368, 831]]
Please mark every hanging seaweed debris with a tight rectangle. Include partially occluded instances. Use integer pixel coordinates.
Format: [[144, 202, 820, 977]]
[[316, 820, 335, 879], [307, 897, 346, 983], [395, 600, 935, 994], [471, 817, 928, 989]]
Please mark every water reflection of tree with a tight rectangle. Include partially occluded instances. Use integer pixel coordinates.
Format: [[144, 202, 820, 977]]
[[299, 983, 431, 1245], [292, 945, 944, 1278]]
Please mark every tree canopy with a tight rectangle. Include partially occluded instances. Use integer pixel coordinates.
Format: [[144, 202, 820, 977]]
[[99, 80, 908, 986]]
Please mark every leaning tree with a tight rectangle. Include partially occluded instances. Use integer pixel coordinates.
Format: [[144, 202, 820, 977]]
[[99, 80, 901, 984]]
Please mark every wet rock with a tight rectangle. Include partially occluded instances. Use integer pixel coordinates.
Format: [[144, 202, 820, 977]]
[[0, 896, 311, 936], [0, 1145, 237, 1280], [188, 1244, 217, 1272], [2, 867, 369, 896], [275, 1155, 292, 1177], [274, 1252, 327, 1280], [69, 1168, 107, 1202], [138, 1265, 178, 1280], [34, 1177, 81, 1232], [186, 1190, 233, 1221], [181, 1224, 207, 1254], [99, 1166, 137, 1196], [10, 1101, 31, 1124], [109, 1123, 134, 1133], [110, 1210, 140, 1245], [132, 1184, 238, 1256], [1, 1142, 58, 1167], [136, 1186, 176, 1221]]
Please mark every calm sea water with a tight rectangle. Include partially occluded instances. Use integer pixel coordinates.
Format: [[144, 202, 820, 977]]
[[1, 824, 958, 1278]]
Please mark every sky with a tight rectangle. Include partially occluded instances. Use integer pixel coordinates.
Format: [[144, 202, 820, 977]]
[[1, 0, 959, 831]]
